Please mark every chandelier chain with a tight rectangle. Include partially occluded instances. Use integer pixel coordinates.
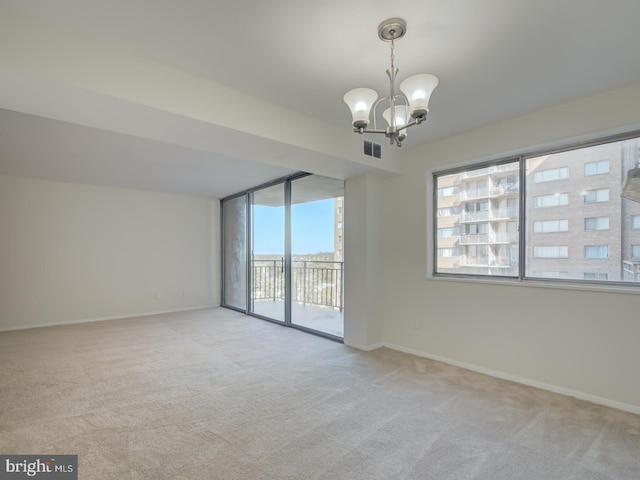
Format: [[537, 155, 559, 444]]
[[390, 38, 395, 68]]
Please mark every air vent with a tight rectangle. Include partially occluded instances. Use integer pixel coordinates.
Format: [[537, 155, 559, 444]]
[[364, 140, 382, 159]]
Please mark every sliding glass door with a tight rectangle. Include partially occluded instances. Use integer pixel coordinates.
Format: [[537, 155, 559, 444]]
[[250, 184, 285, 322], [291, 176, 345, 337], [222, 195, 247, 310], [221, 173, 344, 340]]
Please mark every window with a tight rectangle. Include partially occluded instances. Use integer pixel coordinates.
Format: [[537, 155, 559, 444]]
[[584, 160, 610, 176], [584, 188, 609, 203], [534, 167, 569, 183], [337, 222, 343, 229], [533, 246, 568, 258], [437, 186, 459, 197], [437, 227, 460, 238], [533, 193, 569, 208], [466, 201, 489, 212], [433, 132, 640, 285], [438, 206, 461, 216], [533, 220, 568, 233], [468, 223, 489, 234], [585, 217, 609, 231], [584, 245, 609, 259]]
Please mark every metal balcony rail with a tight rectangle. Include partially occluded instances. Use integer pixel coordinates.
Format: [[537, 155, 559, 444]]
[[460, 233, 491, 244], [458, 164, 519, 180], [459, 255, 518, 267], [459, 208, 518, 222], [251, 260, 344, 311], [623, 260, 640, 281], [459, 167, 490, 179], [459, 210, 492, 222], [459, 183, 520, 200]]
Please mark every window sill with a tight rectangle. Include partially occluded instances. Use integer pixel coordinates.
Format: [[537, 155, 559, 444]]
[[426, 274, 640, 295]]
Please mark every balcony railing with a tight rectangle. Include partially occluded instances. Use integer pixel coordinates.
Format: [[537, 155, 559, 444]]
[[458, 163, 519, 180], [493, 233, 518, 243], [459, 208, 518, 223], [460, 233, 490, 244], [251, 260, 344, 311], [459, 167, 490, 179], [460, 210, 492, 222], [623, 260, 640, 281], [459, 183, 519, 200], [455, 265, 519, 275], [458, 232, 518, 245], [460, 255, 518, 267]]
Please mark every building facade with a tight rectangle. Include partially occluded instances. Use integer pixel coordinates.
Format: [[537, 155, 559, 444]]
[[436, 137, 640, 282]]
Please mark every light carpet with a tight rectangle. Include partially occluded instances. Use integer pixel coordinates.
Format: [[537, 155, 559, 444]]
[[1, 307, 639, 479]]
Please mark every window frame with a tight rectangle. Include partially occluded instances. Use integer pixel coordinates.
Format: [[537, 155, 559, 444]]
[[429, 129, 640, 292], [532, 193, 569, 208], [533, 219, 569, 233], [533, 166, 569, 183], [533, 246, 569, 258], [584, 188, 610, 204], [584, 245, 610, 259], [584, 216, 610, 231], [584, 159, 610, 176]]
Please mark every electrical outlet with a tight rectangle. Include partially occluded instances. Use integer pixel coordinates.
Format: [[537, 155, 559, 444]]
[[411, 318, 419, 329], [154, 292, 160, 300]]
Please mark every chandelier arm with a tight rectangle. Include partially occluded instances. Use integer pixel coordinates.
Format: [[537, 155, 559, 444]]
[[357, 128, 387, 135], [370, 97, 388, 131], [396, 118, 420, 132]]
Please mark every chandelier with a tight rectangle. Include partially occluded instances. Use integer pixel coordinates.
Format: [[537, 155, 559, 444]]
[[343, 18, 439, 147]]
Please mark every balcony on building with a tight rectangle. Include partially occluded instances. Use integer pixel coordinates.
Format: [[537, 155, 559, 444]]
[[459, 207, 518, 223], [623, 260, 640, 282], [459, 183, 519, 201], [458, 163, 519, 181]]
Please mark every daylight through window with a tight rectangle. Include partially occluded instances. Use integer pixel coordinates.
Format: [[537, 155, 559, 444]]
[[433, 133, 640, 284]]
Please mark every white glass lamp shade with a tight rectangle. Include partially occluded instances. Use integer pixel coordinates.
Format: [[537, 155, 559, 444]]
[[343, 88, 378, 129], [399, 74, 439, 119], [382, 105, 409, 128], [382, 105, 408, 140]]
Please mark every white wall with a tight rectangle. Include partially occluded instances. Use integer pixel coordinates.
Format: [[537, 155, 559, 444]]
[[343, 175, 384, 349], [0, 175, 219, 330], [378, 82, 640, 412]]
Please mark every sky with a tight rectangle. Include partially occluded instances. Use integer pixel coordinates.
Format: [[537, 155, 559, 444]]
[[253, 198, 335, 254]]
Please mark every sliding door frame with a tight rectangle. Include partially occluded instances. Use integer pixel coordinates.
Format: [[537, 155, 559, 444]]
[[221, 172, 343, 342]]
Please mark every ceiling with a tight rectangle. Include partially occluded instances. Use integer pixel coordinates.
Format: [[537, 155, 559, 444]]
[[1, 0, 640, 198]]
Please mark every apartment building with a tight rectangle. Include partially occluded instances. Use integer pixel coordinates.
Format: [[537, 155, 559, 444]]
[[436, 138, 640, 281]]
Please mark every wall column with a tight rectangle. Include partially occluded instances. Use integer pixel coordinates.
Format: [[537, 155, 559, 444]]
[[343, 175, 384, 349]]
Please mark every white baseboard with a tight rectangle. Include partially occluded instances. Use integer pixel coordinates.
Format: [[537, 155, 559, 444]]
[[0, 304, 219, 332], [343, 340, 385, 351], [382, 342, 640, 416]]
